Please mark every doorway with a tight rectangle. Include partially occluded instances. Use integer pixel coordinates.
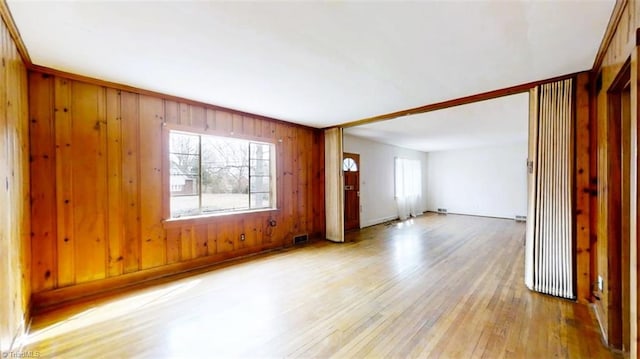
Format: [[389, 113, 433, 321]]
[[605, 61, 631, 351], [343, 152, 360, 231]]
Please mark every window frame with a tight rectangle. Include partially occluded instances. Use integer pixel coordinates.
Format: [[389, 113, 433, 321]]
[[163, 124, 278, 221]]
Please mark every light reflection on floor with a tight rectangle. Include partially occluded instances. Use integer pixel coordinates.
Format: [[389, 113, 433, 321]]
[[391, 218, 426, 275], [24, 279, 201, 347], [167, 283, 279, 355]]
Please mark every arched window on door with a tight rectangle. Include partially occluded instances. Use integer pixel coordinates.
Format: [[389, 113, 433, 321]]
[[343, 157, 358, 172]]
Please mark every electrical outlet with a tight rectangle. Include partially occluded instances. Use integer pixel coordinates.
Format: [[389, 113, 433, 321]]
[[597, 275, 603, 291], [240, 233, 245, 241]]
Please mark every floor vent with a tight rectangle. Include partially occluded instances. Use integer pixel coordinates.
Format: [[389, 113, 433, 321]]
[[437, 208, 448, 214], [293, 234, 308, 245]]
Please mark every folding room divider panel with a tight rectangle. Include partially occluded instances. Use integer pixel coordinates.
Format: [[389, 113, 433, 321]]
[[325, 127, 344, 242], [525, 79, 575, 299]]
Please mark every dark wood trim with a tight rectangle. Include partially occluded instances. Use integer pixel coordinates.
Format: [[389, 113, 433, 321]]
[[572, 74, 578, 302], [0, 0, 31, 64], [606, 87, 623, 350], [28, 65, 316, 132], [603, 58, 631, 349], [589, 63, 599, 304], [592, 0, 628, 73], [609, 59, 632, 93], [338, 71, 587, 129]]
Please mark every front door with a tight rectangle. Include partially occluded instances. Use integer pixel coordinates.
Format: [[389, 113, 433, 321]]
[[343, 153, 360, 231]]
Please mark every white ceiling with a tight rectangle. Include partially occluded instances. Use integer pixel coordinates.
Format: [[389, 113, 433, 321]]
[[344, 92, 529, 152], [8, 0, 614, 127], [8, 0, 614, 132]]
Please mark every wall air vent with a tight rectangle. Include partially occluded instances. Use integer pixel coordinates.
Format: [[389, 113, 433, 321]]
[[293, 234, 308, 245], [515, 215, 527, 222], [437, 208, 448, 214]]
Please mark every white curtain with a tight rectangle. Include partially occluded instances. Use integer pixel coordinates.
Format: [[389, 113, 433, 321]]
[[395, 158, 422, 220]]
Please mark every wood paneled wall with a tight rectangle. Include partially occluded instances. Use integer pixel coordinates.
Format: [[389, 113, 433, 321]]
[[592, 0, 640, 354], [575, 72, 591, 304], [0, 14, 30, 352], [28, 71, 325, 309]]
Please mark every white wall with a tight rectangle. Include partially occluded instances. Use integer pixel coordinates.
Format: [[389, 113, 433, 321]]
[[425, 142, 527, 219], [343, 134, 428, 228]]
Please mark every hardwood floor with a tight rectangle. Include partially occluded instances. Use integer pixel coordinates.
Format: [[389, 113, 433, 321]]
[[18, 214, 613, 358]]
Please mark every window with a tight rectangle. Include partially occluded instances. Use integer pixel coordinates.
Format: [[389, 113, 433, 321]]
[[343, 157, 358, 172], [394, 158, 421, 199], [394, 157, 422, 219], [169, 131, 276, 218]]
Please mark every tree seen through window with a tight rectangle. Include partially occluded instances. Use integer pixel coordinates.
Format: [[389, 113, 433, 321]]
[[169, 131, 274, 218]]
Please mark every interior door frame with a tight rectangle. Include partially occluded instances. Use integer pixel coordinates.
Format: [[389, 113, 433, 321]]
[[604, 59, 632, 350], [343, 152, 360, 231]]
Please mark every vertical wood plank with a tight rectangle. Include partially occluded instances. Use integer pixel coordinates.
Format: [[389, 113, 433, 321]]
[[178, 133, 194, 262], [232, 114, 243, 135], [288, 126, 298, 239], [190, 106, 205, 130], [292, 126, 302, 235], [0, 21, 31, 348], [247, 217, 259, 249], [215, 110, 232, 135], [161, 110, 170, 222], [70, 82, 107, 283], [631, 44, 640, 359], [106, 88, 124, 277], [0, 24, 9, 347], [164, 101, 179, 126], [164, 102, 180, 261], [29, 73, 56, 291], [312, 130, 325, 238], [217, 221, 235, 254], [207, 223, 218, 256], [280, 124, 290, 241], [307, 130, 315, 233], [621, 83, 632, 351], [194, 225, 208, 258], [298, 130, 310, 234], [139, 95, 166, 269], [205, 109, 216, 132], [178, 103, 189, 126], [165, 227, 181, 264], [120, 91, 141, 274], [181, 226, 194, 261], [242, 116, 255, 137], [17, 36, 31, 334], [54, 77, 75, 287]]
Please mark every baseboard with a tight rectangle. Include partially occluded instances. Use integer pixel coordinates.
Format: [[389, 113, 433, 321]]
[[425, 210, 516, 221], [590, 303, 608, 347], [31, 241, 293, 314], [361, 215, 399, 228]]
